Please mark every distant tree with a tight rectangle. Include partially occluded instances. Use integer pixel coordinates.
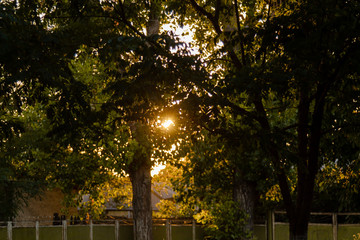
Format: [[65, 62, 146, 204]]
[[0, 1, 93, 220], [0, 0, 115, 220]]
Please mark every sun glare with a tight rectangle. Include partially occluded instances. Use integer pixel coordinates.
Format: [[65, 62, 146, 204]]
[[162, 119, 174, 129], [151, 163, 166, 176]]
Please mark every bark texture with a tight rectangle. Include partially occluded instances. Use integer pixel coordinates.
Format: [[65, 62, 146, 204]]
[[130, 162, 152, 240], [129, 122, 153, 240], [233, 169, 256, 232]]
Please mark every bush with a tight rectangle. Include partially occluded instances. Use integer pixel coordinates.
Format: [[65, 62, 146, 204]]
[[194, 200, 252, 240]]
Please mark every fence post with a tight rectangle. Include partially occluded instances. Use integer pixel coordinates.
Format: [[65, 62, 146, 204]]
[[62, 220, 67, 240], [266, 210, 275, 240], [166, 219, 172, 240], [7, 221, 12, 240], [332, 213, 338, 240], [115, 220, 119, 240], [90, 220, 93, 240], [192, 219, 196, 240], [36, 221, 39, 240]]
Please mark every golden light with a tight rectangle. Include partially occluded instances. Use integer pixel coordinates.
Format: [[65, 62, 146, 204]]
[[162, 119, 174, 129], [151, 163, 166, 176]]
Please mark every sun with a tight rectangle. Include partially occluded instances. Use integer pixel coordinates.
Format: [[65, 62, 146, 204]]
[[162, 119, 174, 129]]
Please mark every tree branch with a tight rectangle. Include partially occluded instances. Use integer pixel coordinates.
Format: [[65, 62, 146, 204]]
[[188, 0, 243, 69], [110, 1, 177, 60], [214, 0, 221, 23], [281, 123, 301, 131], [262, 0, 272, 67], [251, 92, 295, 214], [115, 1, 147, 39], [188, 0, 222, 34], [234, 0, 246, 66]]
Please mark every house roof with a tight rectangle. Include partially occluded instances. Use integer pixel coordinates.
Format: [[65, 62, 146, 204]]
[[101, 182, 175, 211], [151, 182, 176, 200]]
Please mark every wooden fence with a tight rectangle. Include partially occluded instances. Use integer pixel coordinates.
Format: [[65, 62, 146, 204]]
[[1, 219, 203, 240], [3, 212, 360, 240], [266, 211, 360, 240]]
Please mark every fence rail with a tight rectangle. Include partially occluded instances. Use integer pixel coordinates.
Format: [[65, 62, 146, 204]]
[[266, 211, 360, 240], [3, 212, 360, 240], [0, 219, 202, 240]]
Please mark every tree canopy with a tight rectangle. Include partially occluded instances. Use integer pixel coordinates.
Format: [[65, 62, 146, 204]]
[[1, 1, 360, 240]]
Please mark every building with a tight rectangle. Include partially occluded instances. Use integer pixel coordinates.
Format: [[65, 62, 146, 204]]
[[16, 183, 176, 223]]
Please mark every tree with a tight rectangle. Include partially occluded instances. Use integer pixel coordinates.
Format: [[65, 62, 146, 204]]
[[45, 1, 192, 239], [94, 3, 172, 239], [4, 1, 360, 240], [166, 0, 360, 239], [0, 0, 124, 221], [171, 129, 266, 239], [0, 0, 95, 220], [0, 0, 195, 238]]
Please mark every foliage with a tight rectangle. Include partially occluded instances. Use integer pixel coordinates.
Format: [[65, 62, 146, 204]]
[[166, 0, 360, 238], [0, 103, 49, 220], [354, 233, 360, 240], [194, 200, 252, 240], [168, 129, 266, 239], [0, 0, 108, 220], [152, 164, 195, 219], [2, 1, 360, 240], [77, 176, 132, 220], [153, 199, 195, 219], [152, 162, 254, 240], [313, 162, 360, 213]]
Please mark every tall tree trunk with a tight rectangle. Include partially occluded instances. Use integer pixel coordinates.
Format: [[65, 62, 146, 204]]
[[233, 167, 256, 233], [289, 221, 308, 240], [288, 172, 316, 240], [288, 175, 314, 240], [130, 162, 153, 240], [129, 122, 153, 240], [287, 83, 326, 240], [128, 3, 160, 239]]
